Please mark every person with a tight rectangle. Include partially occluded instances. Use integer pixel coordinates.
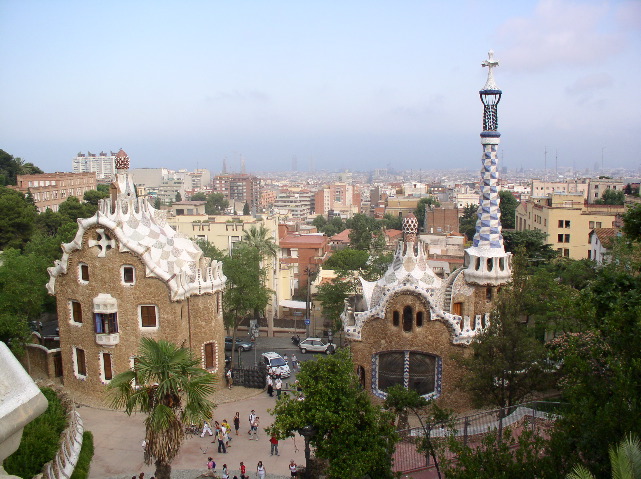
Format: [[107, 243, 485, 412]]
[[270, 435, 279, 456], [266, 374, 274, 397], [291, 353, 298, 371], [226, 368, 233, 389], [275, 376, 282, 399], [222, 419, 232, 447], [201, 420, 213, 437], [216, 426, 227, 453], [289, 460, 298, 477], [239, 461, 247, 479], [221, 463, 229, 479], [234, 412, 240, 435], [283, 353, 289, 365], [206, 457, 216, 471], [252, 417, 260, 440], [256, 461, 266, 479]]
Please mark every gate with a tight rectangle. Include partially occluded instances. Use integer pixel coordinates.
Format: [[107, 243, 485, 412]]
[[230, 366, 265, 389]]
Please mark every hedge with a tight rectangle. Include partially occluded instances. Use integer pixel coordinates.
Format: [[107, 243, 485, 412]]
[[70, 431, 94, 479]]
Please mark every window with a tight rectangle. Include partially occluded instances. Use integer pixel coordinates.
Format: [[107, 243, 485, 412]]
[[565, 234, 570, 243], [102, 352, 113, 381], [80, 263, 89, 282], [71, 301, 82, 323], [75, 347, 87, 377], [565, 220, 571, 228], [95, 313, 118, 334], [558, 234, 564, 243], [402, 306, 413, 332], [140, 305, 158, 328], [452, 302, 462, 316], [122, 265, 135, 284], [564, 248, 570, 257], [203, 342, 217, 370], [375, 351, 441, 399], [416, 311, 424, 327], [596, 222, 602, 228], [486, 287, 492, 301], [589, 221, 595, 229], [392, 311, 400, 327]]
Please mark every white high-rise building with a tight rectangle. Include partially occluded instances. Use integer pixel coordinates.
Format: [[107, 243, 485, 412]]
[[72, 151, 116, 181]]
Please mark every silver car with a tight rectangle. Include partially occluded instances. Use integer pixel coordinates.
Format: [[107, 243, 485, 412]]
[[298, 337, 336, 354]]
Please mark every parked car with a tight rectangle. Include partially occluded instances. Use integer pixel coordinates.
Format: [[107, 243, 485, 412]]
[[298, 337, 336, 354], [261, 351, 291, 378], [225, 336, 253, 352]]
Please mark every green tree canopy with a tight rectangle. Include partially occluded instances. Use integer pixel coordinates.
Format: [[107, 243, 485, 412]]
[[190, 192, 207, 201], [499, 190, 519, 229], [108, 338, 216, 479], [503, 229, 557, 262], [83, 188, 109, 206], [205, 193, 229, 215], [242, 201, 250, 215], [347, 213, 384, 251], [323, 248, 370, 272], [269, 349, 398, 479], [594, 188, 625, 205], [175, 191, 182, 202], [459, 203, 478, 240], [621, 203, 641, 241], [0, 186, 37, 250]]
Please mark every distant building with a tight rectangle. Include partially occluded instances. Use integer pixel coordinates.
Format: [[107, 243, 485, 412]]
[[314, 183, 360, 218], [589, 228, 620, 264], [72, 151, 116, 181], [279, 233, 330, 292], [12, 172, 97, 212], [212, 174, 261, 208], [515, 193, 624, 259], [274, 190, 314, 219], [425, 207, 460, 235]]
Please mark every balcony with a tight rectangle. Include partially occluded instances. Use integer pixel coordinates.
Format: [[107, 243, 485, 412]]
[[95, 333, 120, 347]]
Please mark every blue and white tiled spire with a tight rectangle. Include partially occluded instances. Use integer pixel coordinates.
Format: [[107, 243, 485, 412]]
[[464, 51, 512, 285]]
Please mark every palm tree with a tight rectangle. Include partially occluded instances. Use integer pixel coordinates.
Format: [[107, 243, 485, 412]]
[[242, 224, 277, 260], [108, 338, 216, 479], [567, 433, 641, 479]]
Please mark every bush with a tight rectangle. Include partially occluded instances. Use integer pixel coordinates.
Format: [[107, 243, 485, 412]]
[[3, 387, 67, 478], [70, 431, 94, 479]]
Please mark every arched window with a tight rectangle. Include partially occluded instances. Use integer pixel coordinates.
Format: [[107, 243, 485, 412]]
[[487, 258, 493, 272], [403, 306, 413, 332], [486, 287, 492, 301], [416, 311, 424, 327], [392, 311, 400, 327], [375, 351, 441, 399], [475, 257, 481, 270], [356, 365, 366, 389]]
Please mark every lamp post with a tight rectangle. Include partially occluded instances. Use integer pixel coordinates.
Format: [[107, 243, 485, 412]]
[[304, 266, 316, 337], [298, 424, 316, 479]]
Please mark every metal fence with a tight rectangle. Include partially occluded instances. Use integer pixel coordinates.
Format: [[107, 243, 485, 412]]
[[393, 401, 563, 474], [230, 366, 265, 389]]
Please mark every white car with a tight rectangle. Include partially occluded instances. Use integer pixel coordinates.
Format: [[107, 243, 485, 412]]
[[298, 338, 336, 354], [261, 352, 291, 378]]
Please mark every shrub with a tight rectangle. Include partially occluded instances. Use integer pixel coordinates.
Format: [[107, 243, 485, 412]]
[[2, 387, 67, 478], [70, 431, 94, 479]]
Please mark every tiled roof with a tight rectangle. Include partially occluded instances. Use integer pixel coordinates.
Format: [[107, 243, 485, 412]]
[[330, 229, 351, 243], [592, 228, 619, 247], [280, 234, 329, 247]]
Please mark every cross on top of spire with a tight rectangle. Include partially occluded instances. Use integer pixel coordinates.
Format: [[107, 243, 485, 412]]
[[481, 50, 500, 91]]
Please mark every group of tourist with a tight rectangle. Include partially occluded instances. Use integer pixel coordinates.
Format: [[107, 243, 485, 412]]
[[205, 458, 298, 478]]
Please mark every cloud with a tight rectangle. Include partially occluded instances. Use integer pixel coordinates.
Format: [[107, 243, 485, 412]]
[[566, 72, 613, 95], [495, 0, 625, 71]]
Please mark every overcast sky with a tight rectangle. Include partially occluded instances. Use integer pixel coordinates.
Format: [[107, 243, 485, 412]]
[[1, 0, 640, 174]]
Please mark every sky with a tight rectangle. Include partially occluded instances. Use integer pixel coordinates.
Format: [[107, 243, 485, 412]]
[[1, 0, 640, 174]]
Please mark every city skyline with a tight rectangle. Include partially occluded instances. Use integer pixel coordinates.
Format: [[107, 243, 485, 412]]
[[1, 0, 640, 173]]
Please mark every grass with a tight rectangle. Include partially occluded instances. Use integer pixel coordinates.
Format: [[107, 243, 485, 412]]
[[70, 431, 94, 479]]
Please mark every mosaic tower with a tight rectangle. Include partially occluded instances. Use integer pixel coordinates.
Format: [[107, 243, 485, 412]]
[[464, 51, 512, 285]]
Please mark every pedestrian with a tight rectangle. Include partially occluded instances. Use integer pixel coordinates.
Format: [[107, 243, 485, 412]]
[[248, 410, 256, 438], [226, 368, 233, 389], [256, 461, 266, 479], [266, 374, 273, 397], [217, 427, 227, 453], [234, 412, 240, 435], [289, 460, 298, 477], [291, 353, 298, 371], [252, 417, 260, 440], [270, 435, 279, 456], [201, 420, 213, 437], [139, 473, 144, 479], [206, 457, 216, 471], [275, 376, 282, 399], [222, 419, 232, 447], [221, 463, 229, 479], [283, 353, 289, 365], [239, 461, 247, 479]]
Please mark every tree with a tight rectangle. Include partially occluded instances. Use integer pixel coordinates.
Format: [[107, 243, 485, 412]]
[[315, 274, 355, 331], [0, 186, 37, 250], [242, 224, 277, 260], [83, 188, 109, 206], [108, 338, 216, 479], [205, 193, 229, 215], [154, 197, 162, 209], [194, 239, 225, 262], [243, 201, 250, 215], [0, 150, 22, 185], [58, 196, 97, 224], [175, 192, 182, 202], [621, 203, 641, 241], [459, 204, 478, 240], [594, 189, 625, 205], [312, 215, 327, 231], [384, 385, 453, 479], [503, 229, 557, 262], [415, 197, 441, 231], [269, 350, 398, 479], [381, 213, 403, 231], [323, 248, 369, 272], [460, 255, 549, 411], [190, 192, 207, 201], [566, 434, 641, 479], [348, 213, 383, 251], [499, 191, 519, 229], [222, 244, 271, 364]]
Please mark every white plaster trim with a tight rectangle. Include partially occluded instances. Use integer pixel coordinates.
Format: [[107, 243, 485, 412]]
[[138, 304, 159, 331]]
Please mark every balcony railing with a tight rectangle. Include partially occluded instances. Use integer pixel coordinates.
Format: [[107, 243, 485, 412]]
[[95, 333, 120, 347]]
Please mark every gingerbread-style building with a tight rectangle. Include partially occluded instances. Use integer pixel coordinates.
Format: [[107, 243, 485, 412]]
[[343, 52, 511, 411], [47, 150, 226, 399]]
